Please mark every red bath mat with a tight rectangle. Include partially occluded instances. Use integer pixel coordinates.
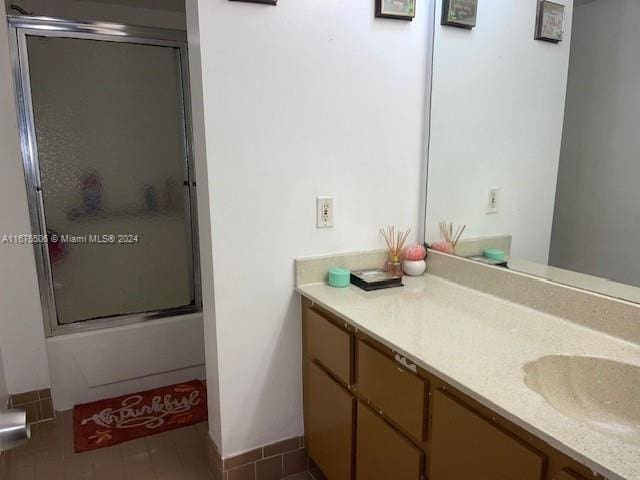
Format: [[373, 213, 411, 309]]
[[73, 379, 207, 452]]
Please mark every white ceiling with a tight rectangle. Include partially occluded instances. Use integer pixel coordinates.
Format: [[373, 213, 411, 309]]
[[75, 0, 184, 12]]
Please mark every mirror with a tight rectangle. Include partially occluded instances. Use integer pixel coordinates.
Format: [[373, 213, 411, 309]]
[[425, 0, 640, 304]]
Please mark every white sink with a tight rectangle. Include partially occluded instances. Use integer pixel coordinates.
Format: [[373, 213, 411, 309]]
[[523, 355, 640, 444]]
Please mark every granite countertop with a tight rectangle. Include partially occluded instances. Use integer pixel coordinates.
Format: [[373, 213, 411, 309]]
[[297, 274, 640, 480]]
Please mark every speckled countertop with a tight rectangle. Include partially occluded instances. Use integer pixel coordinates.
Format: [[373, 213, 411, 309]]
[[297, 274, 640, 480]]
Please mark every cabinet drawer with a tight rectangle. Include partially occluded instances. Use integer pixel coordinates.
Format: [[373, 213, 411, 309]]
[[307, 361, 355, 480], [357, 340, 427, 441], [430, 390, 546, 480], [356, 402, 423, 480], [306, 308, 353, 385]]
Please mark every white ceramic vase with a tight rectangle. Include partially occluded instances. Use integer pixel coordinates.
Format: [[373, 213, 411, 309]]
[[403, 259, 426, 277]]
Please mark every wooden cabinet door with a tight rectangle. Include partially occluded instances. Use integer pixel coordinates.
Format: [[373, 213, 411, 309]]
[[356, 402, 423, 480], [306, 308, 353, 385], [307, 361, 355, 480], [430, 390, 546, 480], [357, 340, 427, 442], [559, 469, 589, 480]]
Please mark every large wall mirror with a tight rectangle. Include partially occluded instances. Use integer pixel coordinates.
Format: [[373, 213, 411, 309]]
[[425, 0, 640, 304]]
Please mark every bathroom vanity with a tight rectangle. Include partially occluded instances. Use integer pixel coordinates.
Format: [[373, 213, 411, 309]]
[[296, 252, 640, 480]]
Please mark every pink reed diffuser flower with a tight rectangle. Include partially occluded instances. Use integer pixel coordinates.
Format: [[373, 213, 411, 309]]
[[403, 244, 427, 261], [430, 240, 455, 254], [402, 244, 427, 276]]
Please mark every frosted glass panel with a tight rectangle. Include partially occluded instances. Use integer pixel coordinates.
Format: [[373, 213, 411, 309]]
[[27, 36, 194, 324]]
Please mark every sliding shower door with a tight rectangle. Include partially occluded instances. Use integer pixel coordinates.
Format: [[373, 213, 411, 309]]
[[10, 17, 200, 335]]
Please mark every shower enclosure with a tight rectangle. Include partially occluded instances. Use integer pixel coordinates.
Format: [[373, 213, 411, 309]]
[[8, 16, 200, 336]]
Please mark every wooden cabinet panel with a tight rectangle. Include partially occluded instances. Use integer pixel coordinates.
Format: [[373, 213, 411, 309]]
[[559, 469, 589, 480], [306, 308, 353, 385], [357, 340, 427, 441], [307, 361, 355, 480], [430, 390, 546, 480], [356, 402, 423, 480]]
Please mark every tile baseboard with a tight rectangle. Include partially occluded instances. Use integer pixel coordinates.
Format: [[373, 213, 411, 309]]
[[8, 388, 54, 425], [207, 435, 309, 480], [206, 434, 224, 480]]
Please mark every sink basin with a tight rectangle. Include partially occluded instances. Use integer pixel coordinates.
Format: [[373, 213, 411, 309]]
[[523, 355, 640, 443]]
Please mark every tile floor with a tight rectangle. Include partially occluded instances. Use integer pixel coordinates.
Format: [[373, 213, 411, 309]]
[[0, 412, 313, 480]]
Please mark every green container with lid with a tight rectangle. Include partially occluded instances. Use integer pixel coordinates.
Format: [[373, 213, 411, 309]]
[[328, 267, 351, 288], [484, 248, 506, 261]]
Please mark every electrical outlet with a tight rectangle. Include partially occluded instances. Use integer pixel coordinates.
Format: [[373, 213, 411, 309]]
[[487, 188, 499, 214], [316, 197, 334, 228]]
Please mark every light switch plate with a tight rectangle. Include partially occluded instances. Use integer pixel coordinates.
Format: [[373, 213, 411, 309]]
[[317, 197, 334, 228]]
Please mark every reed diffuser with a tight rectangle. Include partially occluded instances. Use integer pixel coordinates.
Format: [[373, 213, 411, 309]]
[[431, 221, 466, 254], [379, 226, 411, 276]]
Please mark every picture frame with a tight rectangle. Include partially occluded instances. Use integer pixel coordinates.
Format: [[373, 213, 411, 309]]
[[228, 0, 277, 5], [535, 0, 565, 43], [441, 0, 478, 29], [375, 0, 416, 21]]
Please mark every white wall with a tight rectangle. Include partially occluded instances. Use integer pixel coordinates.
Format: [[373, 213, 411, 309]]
[[425, 0, 573, 264], [1, 0, 204, 409], [4, 0, 185, 29], [185, 0, 223, 447], [549, 0, 640, 288], [190, 0, 432, 457]]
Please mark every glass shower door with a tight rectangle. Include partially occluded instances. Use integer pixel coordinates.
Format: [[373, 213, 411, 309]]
[[12, 21, 199, 331]]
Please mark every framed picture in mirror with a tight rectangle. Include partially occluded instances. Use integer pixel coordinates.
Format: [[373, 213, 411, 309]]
[[441, 0, 478, 29], [376, 0, 416, 20], [535, 0, 565, 43]]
